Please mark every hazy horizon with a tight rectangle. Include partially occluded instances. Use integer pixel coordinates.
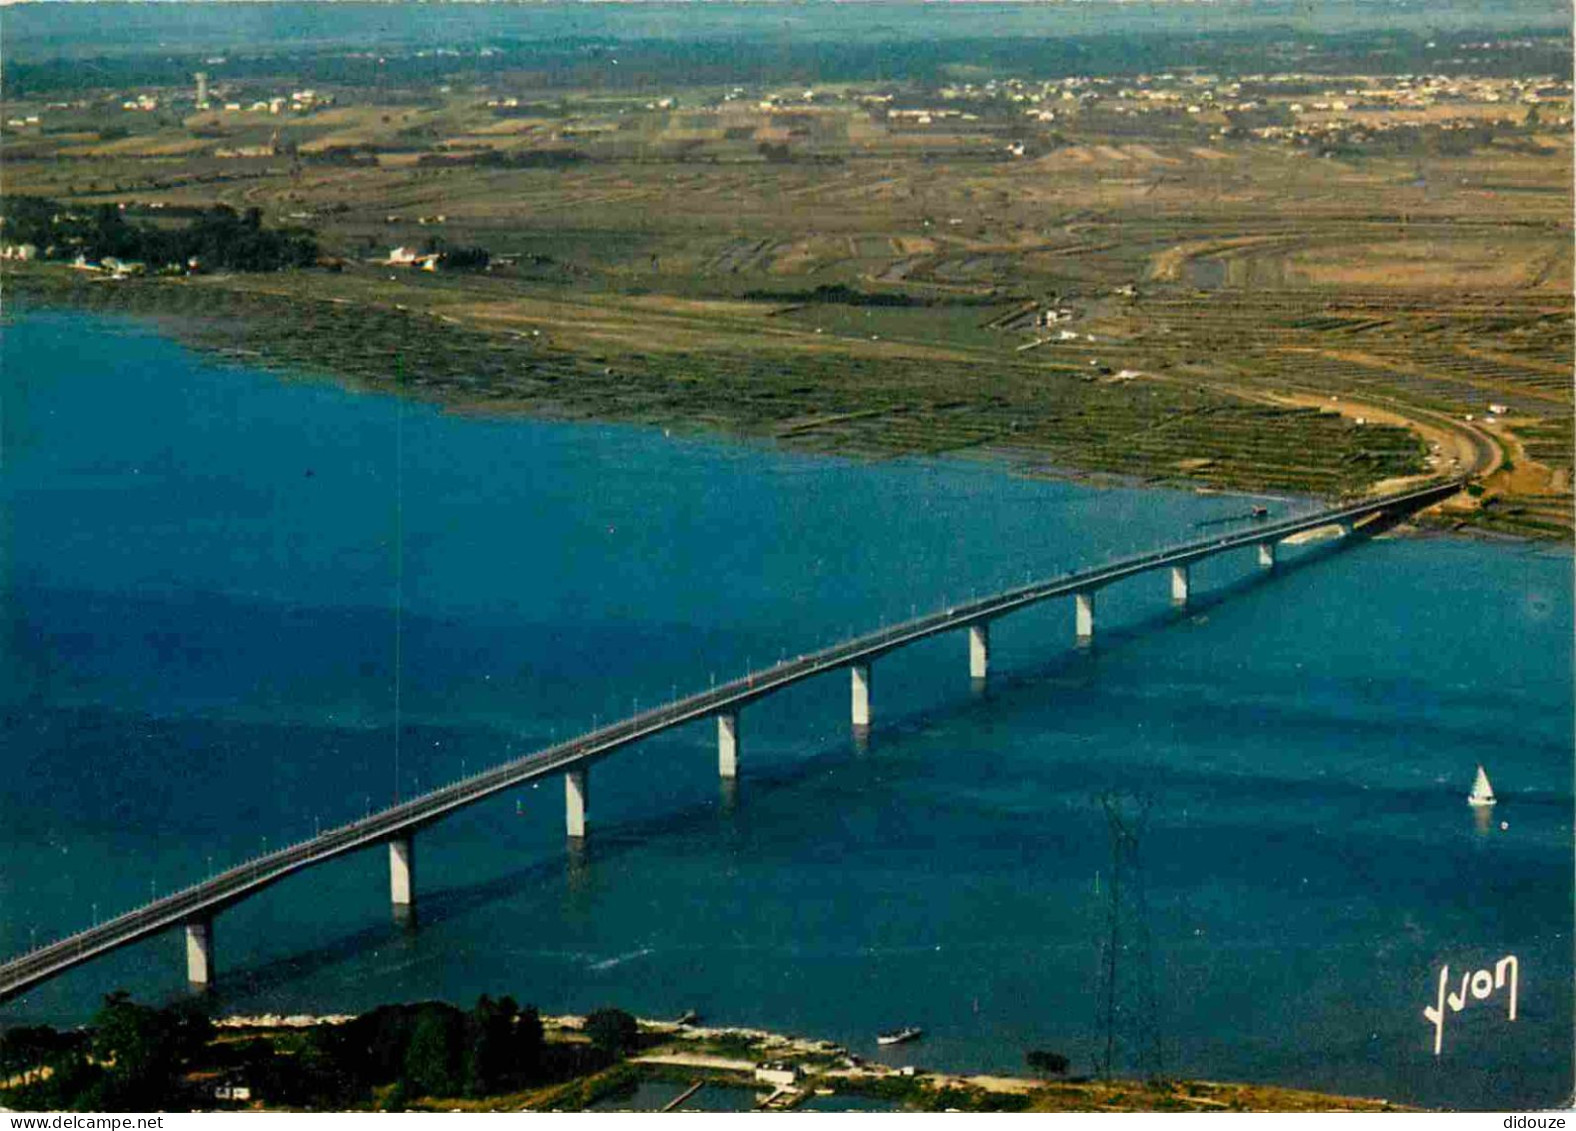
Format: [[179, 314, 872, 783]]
[[6, 0, 1571, 66]]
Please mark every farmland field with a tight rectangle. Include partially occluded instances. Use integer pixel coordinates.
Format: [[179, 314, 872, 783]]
[[3, 10, 1570, 536]]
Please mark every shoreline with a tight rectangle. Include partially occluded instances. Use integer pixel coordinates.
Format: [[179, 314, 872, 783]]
[[6, 273, 1539, 547], [207, 1010, 1418, 1113], [4, 264, 1487, 524]]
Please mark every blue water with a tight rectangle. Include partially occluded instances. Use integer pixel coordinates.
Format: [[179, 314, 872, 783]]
[[1, 310, 1570, 1110]]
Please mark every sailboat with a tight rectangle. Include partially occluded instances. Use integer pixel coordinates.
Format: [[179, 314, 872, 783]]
[[1467, 765, 1497, 808]]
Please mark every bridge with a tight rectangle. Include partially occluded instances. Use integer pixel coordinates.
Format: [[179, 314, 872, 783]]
[[0, 477, 1465, 1004]]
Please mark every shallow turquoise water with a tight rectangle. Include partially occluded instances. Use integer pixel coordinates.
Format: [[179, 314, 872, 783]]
[[1, 310, 1570, 1109]]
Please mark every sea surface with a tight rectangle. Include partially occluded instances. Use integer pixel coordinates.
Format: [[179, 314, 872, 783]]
[[1, 309, 1570, 1110]]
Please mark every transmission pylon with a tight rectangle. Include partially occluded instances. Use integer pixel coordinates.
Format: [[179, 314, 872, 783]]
[[1093, 788, 1163, 1082]]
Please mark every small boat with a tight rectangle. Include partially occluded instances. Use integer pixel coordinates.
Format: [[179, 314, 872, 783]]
[[1251, 505, 1270, 519], [1468, 765, 1497, 808], [877, 1027, 923, 1047], [674, 1010, 700, 1026]]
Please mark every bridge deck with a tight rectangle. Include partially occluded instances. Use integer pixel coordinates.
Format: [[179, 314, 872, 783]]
[[0, 478, 1464, 1002]]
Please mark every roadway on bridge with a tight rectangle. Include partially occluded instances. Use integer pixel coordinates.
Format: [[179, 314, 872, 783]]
[[0, 477, 1465, 1003]]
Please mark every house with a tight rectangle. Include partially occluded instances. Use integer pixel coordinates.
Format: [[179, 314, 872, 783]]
[[754, 1062, 800, 1087], [388, 247, 442, 270]]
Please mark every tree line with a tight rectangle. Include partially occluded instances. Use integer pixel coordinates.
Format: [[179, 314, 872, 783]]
[[0, 993, 644, 1111], [1, 196, 318, 272]]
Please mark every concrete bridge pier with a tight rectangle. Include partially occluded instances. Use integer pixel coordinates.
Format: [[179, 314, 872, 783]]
[[968, 623, 990, 681], [185, 918, 213, 989], [1257, 541, 1276, 569], [389, 834, 415, 913], [1170, 564, 1190, 608], [717, 712, 739, 779], [851, 663, 872, 729], [1075, 591, 1095, 647], [565, 768, 589, 840], [565, 836, 591, 895]]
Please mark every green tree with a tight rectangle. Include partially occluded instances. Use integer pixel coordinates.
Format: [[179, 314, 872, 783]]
[[262, 1032, 354, 1108], [0, 1025, 64, 1079], [462, 997, 547, 1095], [512, 1003, 545, 1079], [28, 1049, 105, 1111], [400, 1005, 464, 1098], [463, 995, 510, 1097], [584, 1008, 639, 1060], [439, 246, 490, 271], [90, 992, 211, 1109], [0, 195, 318, 271], [1026, 1049, 1070, 1077]]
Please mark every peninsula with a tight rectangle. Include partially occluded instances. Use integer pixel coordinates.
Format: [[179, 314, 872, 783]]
[[0, 997, 1417, 1113]]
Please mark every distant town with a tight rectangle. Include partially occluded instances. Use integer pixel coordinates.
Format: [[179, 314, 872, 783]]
[[7, 56, 1570, 164]]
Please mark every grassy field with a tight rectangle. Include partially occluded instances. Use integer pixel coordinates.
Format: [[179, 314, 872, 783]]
[[5, 71, 1570, 535]]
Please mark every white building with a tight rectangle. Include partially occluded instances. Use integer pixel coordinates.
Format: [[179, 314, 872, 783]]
[[387, 247, 441, 270], [753, 1062, 800, 1087]]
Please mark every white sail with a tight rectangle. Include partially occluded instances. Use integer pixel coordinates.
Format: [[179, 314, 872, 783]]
[[1468, 764, 1496, 807]]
